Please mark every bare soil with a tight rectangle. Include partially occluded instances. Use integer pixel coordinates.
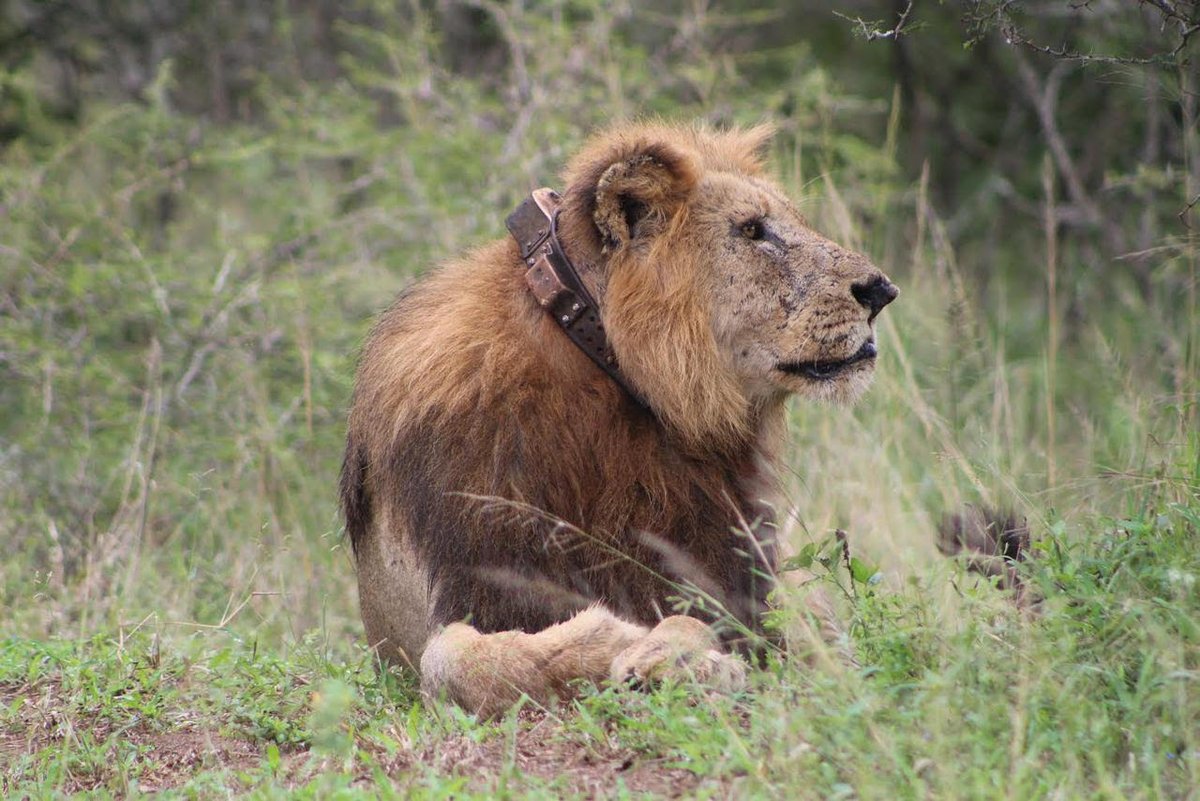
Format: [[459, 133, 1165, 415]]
[[1, 683, 718, 796]]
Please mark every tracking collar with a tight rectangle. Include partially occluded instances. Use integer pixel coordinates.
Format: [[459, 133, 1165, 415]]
[[506, 188, 648, 408]]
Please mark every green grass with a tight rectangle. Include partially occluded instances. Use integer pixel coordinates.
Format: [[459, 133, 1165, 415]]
[[2, 497, 1197, 798], [2, 5, 1199, 796]]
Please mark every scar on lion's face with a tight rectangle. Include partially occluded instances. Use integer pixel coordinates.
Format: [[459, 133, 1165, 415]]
[[690, 171, 895, 405], [580, 127, 898, 435]]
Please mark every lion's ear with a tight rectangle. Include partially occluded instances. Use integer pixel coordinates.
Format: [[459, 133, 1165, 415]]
[[584, 140, 698, 252]]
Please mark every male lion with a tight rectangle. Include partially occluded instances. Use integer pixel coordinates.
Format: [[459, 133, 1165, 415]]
[[340, 122, 898, 717]]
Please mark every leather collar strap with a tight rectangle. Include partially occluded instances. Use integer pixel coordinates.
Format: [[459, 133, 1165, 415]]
[[506, 188, 648, 408]]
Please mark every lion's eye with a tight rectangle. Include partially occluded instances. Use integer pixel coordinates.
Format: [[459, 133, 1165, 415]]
[[740, 220, 765, 241]]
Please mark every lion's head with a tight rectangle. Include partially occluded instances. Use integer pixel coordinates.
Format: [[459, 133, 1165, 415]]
[[557, 122, 898, 447]]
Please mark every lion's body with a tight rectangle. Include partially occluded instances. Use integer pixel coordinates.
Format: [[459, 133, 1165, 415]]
[[341, 123, 896, 716], [342, 238, 782, 668]]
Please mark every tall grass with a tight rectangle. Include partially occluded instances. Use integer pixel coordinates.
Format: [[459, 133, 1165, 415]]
[[1, 23, 1194, 644]]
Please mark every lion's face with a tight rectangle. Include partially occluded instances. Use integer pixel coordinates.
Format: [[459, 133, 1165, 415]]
[[562, 123, 898, 446], [691, 171, 897, 405]]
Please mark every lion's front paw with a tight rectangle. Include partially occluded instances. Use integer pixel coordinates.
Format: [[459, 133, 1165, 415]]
[[609, 615, 746, 692]]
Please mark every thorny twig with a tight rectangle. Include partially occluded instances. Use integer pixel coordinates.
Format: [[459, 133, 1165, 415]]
[[977, 0, 1200, 65], [1179, 191, 1200, 227], [836, 0, 915, 42], [1143, 0, 1195, 27]]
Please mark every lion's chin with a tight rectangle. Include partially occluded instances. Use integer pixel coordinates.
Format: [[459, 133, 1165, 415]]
[[776, 358, 876, 405]]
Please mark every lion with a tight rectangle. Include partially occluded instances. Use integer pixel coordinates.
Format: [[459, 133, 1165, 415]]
[[340, 121, 898, 718]]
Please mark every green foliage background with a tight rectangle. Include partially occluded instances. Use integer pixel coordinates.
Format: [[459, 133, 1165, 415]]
[[0, 1, 1198, 797]]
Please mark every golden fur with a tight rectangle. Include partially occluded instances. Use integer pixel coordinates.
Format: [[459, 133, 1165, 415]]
[[340, 121, 897, 717]]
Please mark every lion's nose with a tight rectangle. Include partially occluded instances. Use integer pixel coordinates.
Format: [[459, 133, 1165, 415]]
[[851, 274, 899, 320]]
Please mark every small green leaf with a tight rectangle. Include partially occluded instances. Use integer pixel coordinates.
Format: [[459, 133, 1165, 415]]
[[781, 543, 818, 572], [850, 557, 877, 585]]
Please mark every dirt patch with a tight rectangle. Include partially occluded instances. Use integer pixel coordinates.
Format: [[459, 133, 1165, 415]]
[[364, 708, 720, 797], [2, 682, 721, 796], [0, 679, 267, 793], [1, 679, 78, 762], [1, 725, 265, 794], [128, 731, 264, 792]]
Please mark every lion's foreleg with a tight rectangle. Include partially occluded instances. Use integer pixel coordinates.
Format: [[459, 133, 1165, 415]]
[[609, 615, 747, 690], [419, 606, 647, 718]]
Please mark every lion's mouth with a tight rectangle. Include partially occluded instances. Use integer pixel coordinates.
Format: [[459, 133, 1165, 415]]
[[777, 340, 877, 380]]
